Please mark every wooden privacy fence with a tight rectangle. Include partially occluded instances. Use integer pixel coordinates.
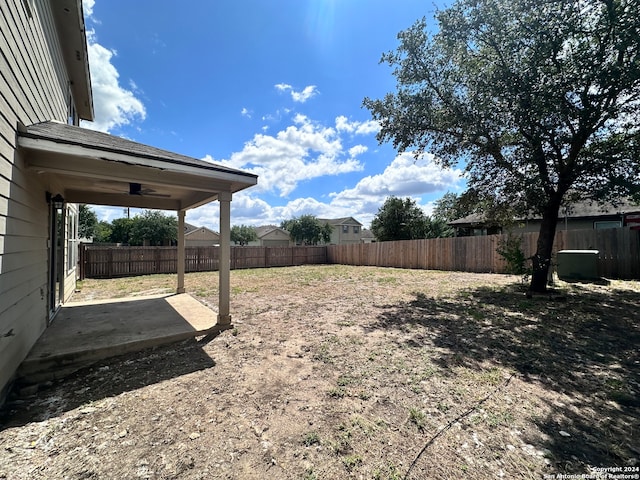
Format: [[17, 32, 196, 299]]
[[79, 245, 327, 279], [327, 227, 640, 280], [79, 228, 640, 280]]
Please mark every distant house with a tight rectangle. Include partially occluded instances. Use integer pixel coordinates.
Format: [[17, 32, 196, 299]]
[[449, 199, 640, 236], [360, 228, 375, 243], [184, 223, 219, 247], [0, 0, 256, 403], [318, 217, 364, 245], [249, 226, 292, 247]]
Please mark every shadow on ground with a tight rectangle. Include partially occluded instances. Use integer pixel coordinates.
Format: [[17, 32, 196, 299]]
[[0, 337, 217, 431], [374, 283, 639, 472]]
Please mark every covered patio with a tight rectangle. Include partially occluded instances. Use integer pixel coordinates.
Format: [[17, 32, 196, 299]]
[[16, 121, 257, 381], [16, 293, 225, 385]]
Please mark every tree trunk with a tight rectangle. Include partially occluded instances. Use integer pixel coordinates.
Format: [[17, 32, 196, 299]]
[[529, 200, 562, 293]]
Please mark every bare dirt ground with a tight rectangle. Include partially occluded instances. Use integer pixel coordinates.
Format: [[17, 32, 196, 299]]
[[1, 265, 639, 479]]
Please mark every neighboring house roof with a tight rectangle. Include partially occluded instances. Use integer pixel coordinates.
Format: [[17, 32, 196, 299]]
[[185, 226, 219, 237], [18, 121, 258, 210], [360, 229, 375, 240], [318, 217, 363, 226], [52, 0, 93, 120], [449, 199, 640, 227], [184, 222, 199, 234], [255, 225, 289, 238]]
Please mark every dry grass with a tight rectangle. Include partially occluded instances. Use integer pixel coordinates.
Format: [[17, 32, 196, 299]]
[[1, 265, 639, 479]]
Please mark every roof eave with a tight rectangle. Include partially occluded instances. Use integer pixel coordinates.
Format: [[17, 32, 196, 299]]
[[51, 0, 94, 120]]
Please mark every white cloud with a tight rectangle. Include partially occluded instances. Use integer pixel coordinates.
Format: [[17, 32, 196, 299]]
[[81, 30, 146, 133], [292, 85, 318, 103], [275, 83, 292, 92], [187, 193, 344, 231], [82, 0, 95, 18], [190, 150, 462, 231], [335, 115, 380, 135], [208, 114, 363, 197], [348, 145, 368, 157], [240, 107, 252, 118], [274, 83, 319, 103], [331, 152, 462, 200]]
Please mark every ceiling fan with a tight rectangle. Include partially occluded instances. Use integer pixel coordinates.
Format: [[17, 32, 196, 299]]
[[128, 182, 171, 197]]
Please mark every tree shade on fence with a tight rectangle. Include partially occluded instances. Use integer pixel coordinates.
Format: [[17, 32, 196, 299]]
[[79, 228, 640, 280]]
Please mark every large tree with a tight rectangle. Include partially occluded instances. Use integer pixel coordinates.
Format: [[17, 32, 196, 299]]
[[364, 0, 640, 291], [281, 215, 332, 245], [94, 220, 112, 243], [109, 217, 134, 244], [231, 225, 258, 246], [130, 210, 177, 246], [78, 204, 98, 240], [371, 196, 429, 241]]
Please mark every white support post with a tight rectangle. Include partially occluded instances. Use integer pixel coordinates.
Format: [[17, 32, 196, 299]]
[[177, 209, 186, 294], [218, 191, 232, 324]]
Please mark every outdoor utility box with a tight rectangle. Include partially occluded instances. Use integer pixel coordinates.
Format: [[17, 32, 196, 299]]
[[556, 250, 600, 281]]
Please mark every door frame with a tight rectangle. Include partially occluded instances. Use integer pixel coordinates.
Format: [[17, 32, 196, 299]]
[[48, 195, 65, 322]]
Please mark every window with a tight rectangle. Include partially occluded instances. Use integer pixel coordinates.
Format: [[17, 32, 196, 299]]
[[66, 207, 78, 273], [353, 226, 360, 234], [342, 225, 349, 233], [594, 221, 621, 230]]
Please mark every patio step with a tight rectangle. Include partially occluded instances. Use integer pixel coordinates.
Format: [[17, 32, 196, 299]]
[[14, 293, 229, 386], [16, 324, 232, 386]]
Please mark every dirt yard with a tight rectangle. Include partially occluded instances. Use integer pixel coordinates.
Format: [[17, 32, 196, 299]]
[[1, 265, 639, 479]]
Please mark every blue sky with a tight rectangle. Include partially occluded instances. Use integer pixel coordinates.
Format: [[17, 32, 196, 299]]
[[82, 0, 463, 231]]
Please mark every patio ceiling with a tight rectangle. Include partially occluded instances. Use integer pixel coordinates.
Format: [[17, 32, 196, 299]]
[[18, 121, 257, 210]]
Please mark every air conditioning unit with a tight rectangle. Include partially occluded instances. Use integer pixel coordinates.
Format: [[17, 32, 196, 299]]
[[556, 250, 599, 281]]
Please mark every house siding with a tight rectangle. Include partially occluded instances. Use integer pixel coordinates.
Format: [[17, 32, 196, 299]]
[[326, 219, 362, 245], [248, 228, 291, 247], [185, 228, 220, 247], [260, 230, 290, 247], [508, 216, 627, 235], [0, 0, 75, 399]]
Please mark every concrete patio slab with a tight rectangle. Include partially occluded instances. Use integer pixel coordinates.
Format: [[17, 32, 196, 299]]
[[16, 293, 230, 385]]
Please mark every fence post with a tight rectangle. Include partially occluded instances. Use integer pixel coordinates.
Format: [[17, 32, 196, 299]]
[[78, 243, 85, 280]]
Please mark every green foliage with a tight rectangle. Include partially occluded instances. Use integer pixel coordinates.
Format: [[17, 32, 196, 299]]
[[364, 0, 640, 290], [432, 192, 469, 223], [408, 407, 426, 431], [128, 210, 177, 246], [109, 217, 134, 244], [281, 215, 332, 245], [78, 205, 98, 239], [425, 216, 454, 238], [371, 196, 427, 241], [341, 454, 363, 472], [230, 224, 258, 246], [496, 233, 529, 275], [302, 431, 321, 447], [107, 211, 177, 246], [94, 221, 112, 243]]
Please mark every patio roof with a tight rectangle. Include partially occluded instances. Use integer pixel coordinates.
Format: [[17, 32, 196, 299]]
[[18, 121, 257, 210]]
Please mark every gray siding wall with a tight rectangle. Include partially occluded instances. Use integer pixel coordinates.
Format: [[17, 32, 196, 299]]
[[0, 0, 71, 398]]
